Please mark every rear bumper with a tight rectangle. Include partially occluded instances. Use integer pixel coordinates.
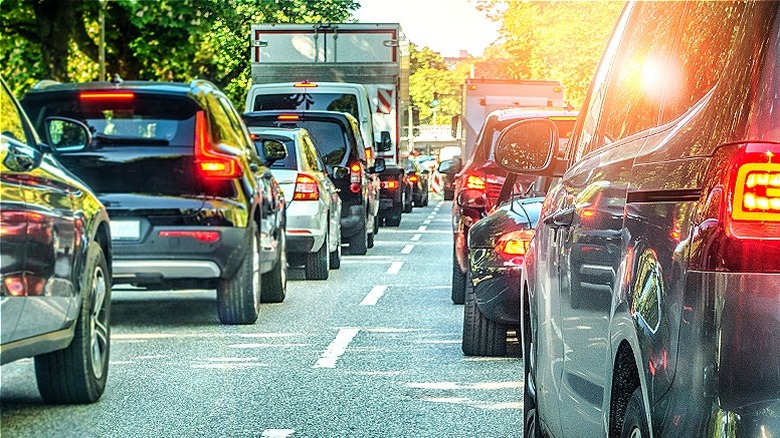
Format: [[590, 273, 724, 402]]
[[470, 253, 521, 325], [340, 204, 366, 238], [286, 200, 327, 253]]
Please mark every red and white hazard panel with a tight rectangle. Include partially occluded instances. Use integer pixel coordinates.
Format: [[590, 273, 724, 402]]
[[376, 88, 393, 114]]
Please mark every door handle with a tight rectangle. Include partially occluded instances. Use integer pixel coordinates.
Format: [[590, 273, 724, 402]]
[[543, 206, 576, 228]]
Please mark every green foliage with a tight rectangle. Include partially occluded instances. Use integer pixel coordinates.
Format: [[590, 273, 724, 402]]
[[0, 0, 358, 104], [409, 43, 465, 126]]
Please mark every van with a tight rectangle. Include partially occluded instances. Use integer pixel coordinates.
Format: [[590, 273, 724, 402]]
[[495, 1, 780, 436]]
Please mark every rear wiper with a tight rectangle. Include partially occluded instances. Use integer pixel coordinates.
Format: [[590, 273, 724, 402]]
[[93, 133, 169, 146]]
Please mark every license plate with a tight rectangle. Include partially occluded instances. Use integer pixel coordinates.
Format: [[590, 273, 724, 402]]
[[110, 220, 140, 240]]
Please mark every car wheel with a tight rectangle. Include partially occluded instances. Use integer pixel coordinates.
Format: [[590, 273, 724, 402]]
[[444, 190, 454, 201], [423, 191, 429, 206], [462, 272, 508, 356], [34, 241, 111, 404], [524, 304, 542, 438], [305, 232, 329, 280], [385, 214, 401, 227], [451, 249, 466, 304], [372, 214, 379, 235], [217, 223, 261, 324], [620, 387, 650, 438], [262, 231, 287, 302], [403, 191, 413, 213], [348, 216, 368, 255], [329, 241, 341, 270]]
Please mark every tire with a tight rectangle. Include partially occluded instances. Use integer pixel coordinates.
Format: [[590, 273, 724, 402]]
[[305, 232, 329, 280], [372, 214, 379, 235], [348, 216, 368, 255], [451, 248, 466, 304], [385, 214, 401, 227], [422, 190, 429, 206], [523, 303, 542, 438], [262, 232, 287, 303], [329, 241, 341, 270], [462, 272, 508, 356], [367, 228, 375, 249], [444, 190, 454, 201], [217, 223, 261, 324], [620, 387, 650, 438], [403, 190, 413, 213], [35, 241, 111, 404]]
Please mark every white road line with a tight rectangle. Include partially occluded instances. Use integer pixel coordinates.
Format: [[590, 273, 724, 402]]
[[387, 261, 404, 274], [261, 429, 295, 438], [423, 220, 431, 225], [313, 328, 360, 368], [360, 285, 388, 305], [427, 215, 436, 219], [411, 233, 422, 241], [401, 244, 414, 254], [417, 225, 427, 232]]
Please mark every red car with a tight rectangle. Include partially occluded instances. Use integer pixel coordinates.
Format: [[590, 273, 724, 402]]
[[450, 108, 576, 303]]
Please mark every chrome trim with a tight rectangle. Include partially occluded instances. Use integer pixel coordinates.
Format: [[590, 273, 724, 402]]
[[112, 261, 221, 279]]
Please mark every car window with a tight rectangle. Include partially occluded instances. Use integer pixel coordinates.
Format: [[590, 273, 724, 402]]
[[301, 134, 323, 172], [598, 2, 684, 145], [252, 93, 360, 119], [661, 1, 747, 122], [0, 85, 27, 144], [208, 95, 243, 148]]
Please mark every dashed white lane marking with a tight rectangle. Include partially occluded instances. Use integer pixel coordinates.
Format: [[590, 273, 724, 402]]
[[417, 225, 427, 232], [411, 233, 422, 241], [401, 244, 414, 254], [313, 328, 360, 368], [423, 220, 431, 225], [427, 214, 436, 219], [387, 261, 404, 274], [360, 285, 388, 305], [261, 429, 295, 438]]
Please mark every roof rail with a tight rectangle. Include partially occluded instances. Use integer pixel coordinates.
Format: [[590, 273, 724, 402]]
[[190, 78, 218, 90], [32, 80, 61, 90]]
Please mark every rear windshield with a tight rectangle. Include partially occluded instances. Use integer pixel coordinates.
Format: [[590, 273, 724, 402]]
[[247, 119, 348, 166], [252, 93, 359, 120], [253, 136, 297, 170], [23, 94, 199, 147]]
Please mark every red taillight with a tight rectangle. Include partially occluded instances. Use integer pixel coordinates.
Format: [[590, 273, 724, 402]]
[[349, 162, 362, 193], [465, 174, 486, 190], [79, 91, 134, 100], [365, 147, 373, 159], [381, 180, 399, 190], [408, 174, 419, 184], [725, 143, 780, 239], [158, 230, 220, 243], [495, 229, 534, 266], [293, 173, 320, 201], [194, 111, 242, 179], [294, 81, 318, 88]]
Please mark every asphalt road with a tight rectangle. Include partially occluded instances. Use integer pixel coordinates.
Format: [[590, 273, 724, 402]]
[[0, 198, 524, 438]]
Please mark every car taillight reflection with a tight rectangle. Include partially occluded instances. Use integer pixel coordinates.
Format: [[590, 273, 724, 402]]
[[495, 229, 534, 266]]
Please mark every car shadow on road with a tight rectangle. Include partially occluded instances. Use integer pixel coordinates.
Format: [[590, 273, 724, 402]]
[[110, 288, 220, 327]]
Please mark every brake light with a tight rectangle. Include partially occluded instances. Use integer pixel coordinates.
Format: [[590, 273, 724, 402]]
[[465, 174, 486, 190], [365, 147, 373, 159], [381, 180, 399, 190], [495, 229, 535, 266], [293, 173, 320, 201], [278, 114, 300, 121], [194, 111, 242, 179], [79, 91, 134, 100], [408, 174, 419, 184], [349, 162, 362, 193], [294, 81, 318, 88], [158, 230, 221, 242]]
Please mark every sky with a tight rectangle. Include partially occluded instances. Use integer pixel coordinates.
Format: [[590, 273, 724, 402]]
[[352, 0, 501, 58]]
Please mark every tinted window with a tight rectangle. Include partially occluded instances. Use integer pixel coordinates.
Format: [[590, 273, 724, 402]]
[[253, 93, 359, 119], [599, 2, 683, 143], [251, 119, 349, 166], [22, 94, 199, 148], [252, 135, 297, 170]]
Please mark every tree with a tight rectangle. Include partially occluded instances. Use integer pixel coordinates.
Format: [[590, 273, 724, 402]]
[[409, 43, 464, 126], [0, 0, 358, 104]]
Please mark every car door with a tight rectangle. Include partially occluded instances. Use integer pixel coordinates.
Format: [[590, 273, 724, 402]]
[[304, 132, 341, 243], [554, 3, 683, 435], [0, 82, 77, 342]]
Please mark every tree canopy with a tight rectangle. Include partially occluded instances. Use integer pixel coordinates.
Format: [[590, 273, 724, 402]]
[[0, 0, 358, 103]]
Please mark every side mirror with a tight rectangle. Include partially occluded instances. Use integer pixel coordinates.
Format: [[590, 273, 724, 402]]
[[457, 188, 486, 209], [331, 165, 349, 180], [45, 117, 91, 153], [494, 119, 558, 174], [376, 131, 392, 152], [369, 157, 386, 173], [262, 139, 287, 165]]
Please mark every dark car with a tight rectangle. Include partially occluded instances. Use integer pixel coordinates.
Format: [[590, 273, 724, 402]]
[[437, 157, 462, 201], [242, 110, 384, 255], [494, 1, 780, 436], [22, 79, 287, 325], [406, 159, 429, 208], [450, 109, 576, 304], [377, 164, 407, 227], [463, 194, 542, 357], [0, 76, 113, 403]]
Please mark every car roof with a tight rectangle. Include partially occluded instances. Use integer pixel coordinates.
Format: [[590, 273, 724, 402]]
[[24, 80, 218, 96], [488, 107, 578, 122], [243, 110, 359, 126]]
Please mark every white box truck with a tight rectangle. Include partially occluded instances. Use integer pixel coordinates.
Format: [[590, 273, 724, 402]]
[[246, 22, 410, 164], [458, 78, 565, 159]]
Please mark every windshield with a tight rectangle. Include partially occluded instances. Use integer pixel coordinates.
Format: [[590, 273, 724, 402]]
[[252, 93, 360, 120]]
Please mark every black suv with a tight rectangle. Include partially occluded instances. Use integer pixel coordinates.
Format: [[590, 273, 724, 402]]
[[243, 110, 384, 255], [495, 1, 780, 436], [1, 76, 113, 403], [22, 80, 287, 325]]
